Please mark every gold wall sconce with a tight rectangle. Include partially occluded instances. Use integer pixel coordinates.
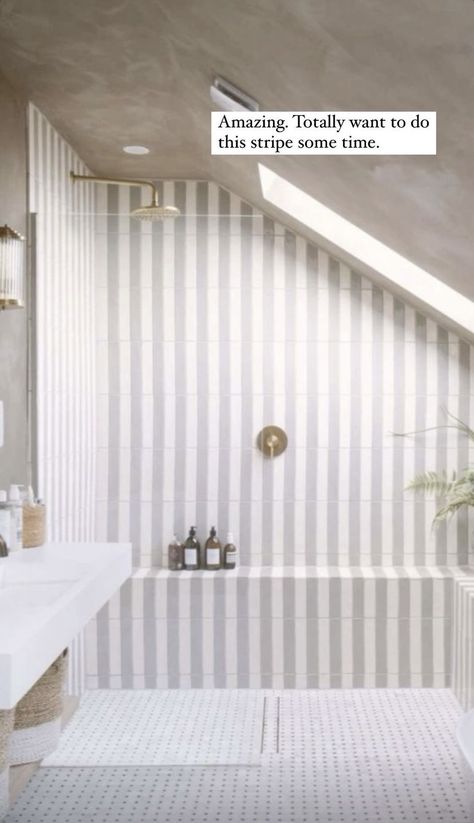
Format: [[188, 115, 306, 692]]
[[257, 425, 288, 458], [0, 225, 25, 309]]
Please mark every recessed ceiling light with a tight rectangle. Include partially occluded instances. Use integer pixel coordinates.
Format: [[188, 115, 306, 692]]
[[122, 145, 150, 155]]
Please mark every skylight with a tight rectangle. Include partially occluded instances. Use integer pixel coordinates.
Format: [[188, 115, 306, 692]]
[[258, 164, 474, 335]]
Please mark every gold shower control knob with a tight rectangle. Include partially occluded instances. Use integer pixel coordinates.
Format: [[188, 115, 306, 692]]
[[257, 426, 288, 458]]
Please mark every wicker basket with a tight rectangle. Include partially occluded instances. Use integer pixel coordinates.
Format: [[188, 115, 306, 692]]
[[22, 504, 46, 549], [8, 651, 67, 765], [0, 710, 13, 818]]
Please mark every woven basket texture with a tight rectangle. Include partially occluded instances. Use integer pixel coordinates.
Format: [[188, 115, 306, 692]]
[[0, 766, 9, 818], [8, 717, 62, 767], [0, 710, 13, 770], [14, 651, 67, 731], [22, 504, 46, 549]]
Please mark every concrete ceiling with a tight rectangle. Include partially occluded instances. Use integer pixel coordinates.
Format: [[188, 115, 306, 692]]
[[0, 0, 473, 305]]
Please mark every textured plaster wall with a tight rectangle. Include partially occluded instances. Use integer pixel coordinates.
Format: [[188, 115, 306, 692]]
[[0, 71, 27, 488], [1, 0, 474, 305]]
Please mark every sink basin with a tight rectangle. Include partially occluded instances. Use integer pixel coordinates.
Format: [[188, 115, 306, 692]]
[[0, 541, 131, 709], [0, 581, 72, 611], [1, 554, 90, 585]]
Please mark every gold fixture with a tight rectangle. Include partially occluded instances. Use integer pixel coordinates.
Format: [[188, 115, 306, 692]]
[[0, 225, 25, 310], [70, 173, 180, 220], [257, 425, 288, 458]]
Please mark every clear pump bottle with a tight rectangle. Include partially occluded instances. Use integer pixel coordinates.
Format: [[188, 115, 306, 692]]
[[0, 491, 11, 554], [168, 535, 183, 571], [7, 485, 22, 552]]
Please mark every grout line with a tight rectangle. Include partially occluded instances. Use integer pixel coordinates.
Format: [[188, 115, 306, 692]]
[[276, 696, 281, 755], [41, 763, 262, 770], [260, 696, 267, 755]]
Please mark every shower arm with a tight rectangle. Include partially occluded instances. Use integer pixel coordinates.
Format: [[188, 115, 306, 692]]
[[70, 172, 159, 207]]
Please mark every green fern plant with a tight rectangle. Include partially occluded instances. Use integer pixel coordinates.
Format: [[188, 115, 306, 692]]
[[394, 410, 474, 526]]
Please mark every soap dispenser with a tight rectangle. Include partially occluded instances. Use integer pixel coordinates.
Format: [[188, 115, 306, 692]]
[[8, 485, 23, 552], [183, 526, 201, 570], [0, 491, 10, 554], [223, 533, 238, 569], [168, 535, 183, 571], [205, 527, 222, 570]]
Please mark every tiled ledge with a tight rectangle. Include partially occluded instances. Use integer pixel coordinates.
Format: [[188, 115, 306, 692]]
[[452, 578, 474, 709], [86, 565, 474, 691], [131, 565, 474, 580]]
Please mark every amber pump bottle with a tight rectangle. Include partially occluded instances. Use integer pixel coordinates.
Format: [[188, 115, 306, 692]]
[[205, 527, 222, 570], [183, 526, 201, 570], [168, 535, 183, 571], [223, 533, 237, 569]]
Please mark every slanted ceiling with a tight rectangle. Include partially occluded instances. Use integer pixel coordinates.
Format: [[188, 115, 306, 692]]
[[0, 0, 473, 316]]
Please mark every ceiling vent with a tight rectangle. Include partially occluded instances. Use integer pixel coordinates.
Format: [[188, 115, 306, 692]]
[[210, 77, 259, 112]]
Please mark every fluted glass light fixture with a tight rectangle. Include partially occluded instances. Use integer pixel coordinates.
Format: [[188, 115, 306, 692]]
[[0, 225, 25, 309]]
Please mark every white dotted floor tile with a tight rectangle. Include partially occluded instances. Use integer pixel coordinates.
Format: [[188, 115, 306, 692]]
[[5, 757, 473, 823], [4, 767, 261, 823], [42, 690, 265, 766], [279, 689, 463, 763], [6, 689, 472, 822]]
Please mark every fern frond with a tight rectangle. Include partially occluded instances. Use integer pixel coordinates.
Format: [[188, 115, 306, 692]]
[[442, 408, 474, 443], [433, 499, 472, 524], [392, 426, 452, 438], [406, 471, 457, 496], [396, 407, 474, 526], [393, 408, 474, 442]]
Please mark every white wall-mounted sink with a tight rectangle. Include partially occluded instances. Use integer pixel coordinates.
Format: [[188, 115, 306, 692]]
[[0, 581, 73, 611], [0, 542, 131, 709]]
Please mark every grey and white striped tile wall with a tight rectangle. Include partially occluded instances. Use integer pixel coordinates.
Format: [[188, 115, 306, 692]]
[[452, 573, 474, 709], [28, 104, 96, 693], [94, 180, 473, 568], [86, 567, 453, 689], [28, 103, 96, 542]]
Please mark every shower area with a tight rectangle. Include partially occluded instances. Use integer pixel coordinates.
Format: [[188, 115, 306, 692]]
[[20, 103, 474, 822], [29, 103, 473, 691], [86, 175, 472, 695]]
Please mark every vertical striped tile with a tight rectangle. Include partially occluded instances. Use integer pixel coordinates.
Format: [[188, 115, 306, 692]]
[[28, 132, 473, 692], [28, 104, 95, 695]]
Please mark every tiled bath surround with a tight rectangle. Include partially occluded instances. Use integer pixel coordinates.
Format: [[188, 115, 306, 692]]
[[87, 567, 459, 689], [452, 577, 474, 709], [94, 181, 473, 569]]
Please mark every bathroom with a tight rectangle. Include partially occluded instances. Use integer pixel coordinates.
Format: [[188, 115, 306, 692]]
[[0, 1, 473, 821]]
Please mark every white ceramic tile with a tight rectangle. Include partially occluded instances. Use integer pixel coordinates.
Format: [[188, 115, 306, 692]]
[[42, 690, 264, 767]]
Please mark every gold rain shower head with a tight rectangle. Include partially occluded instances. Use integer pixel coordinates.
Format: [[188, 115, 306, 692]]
[[70, 173, 180, 220], [132, 203, 181, 220]]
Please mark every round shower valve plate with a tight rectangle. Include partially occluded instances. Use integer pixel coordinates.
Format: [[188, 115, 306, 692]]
[[257, 426, 288, 458]]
